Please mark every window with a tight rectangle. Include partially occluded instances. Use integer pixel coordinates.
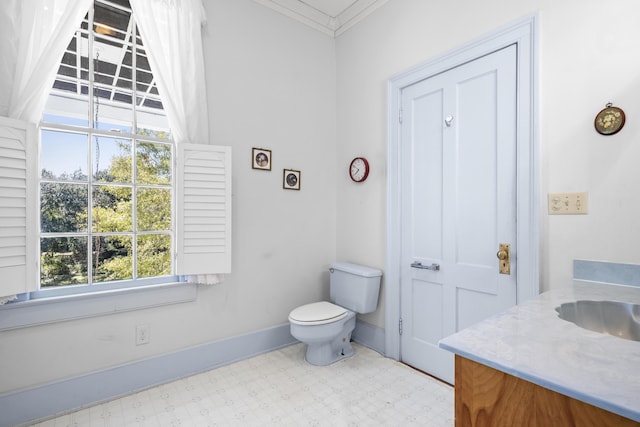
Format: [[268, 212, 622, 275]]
[[39, 0, 175, 291], [0, 0, 230, 320]]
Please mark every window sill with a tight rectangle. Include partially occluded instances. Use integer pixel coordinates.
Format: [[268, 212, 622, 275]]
[[0, 282, 197, 331]]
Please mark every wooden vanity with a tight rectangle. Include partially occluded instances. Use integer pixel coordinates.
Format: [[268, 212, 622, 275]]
[[455, 355, 639, 426], [439, 281, 640, 426]]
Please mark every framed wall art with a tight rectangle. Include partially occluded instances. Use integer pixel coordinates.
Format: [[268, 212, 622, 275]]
[[594, 104, 625, 135], [252, 147, 272, 170], [283, 169, 301, 190]]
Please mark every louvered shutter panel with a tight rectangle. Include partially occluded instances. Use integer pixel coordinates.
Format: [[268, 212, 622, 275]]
[[177, 144, 232, 275], [0, 117, 37, 297]]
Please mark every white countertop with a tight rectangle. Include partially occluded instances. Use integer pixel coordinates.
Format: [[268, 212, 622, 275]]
[[439, 280, 640, 422]]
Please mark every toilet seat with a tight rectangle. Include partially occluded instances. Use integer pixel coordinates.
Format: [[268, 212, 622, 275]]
[[289, 301, 348, 326]]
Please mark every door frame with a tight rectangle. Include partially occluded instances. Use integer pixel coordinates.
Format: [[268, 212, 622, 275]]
[[385, 14, 540, 361]]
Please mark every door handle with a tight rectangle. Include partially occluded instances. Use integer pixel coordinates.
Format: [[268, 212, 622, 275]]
[[496, 243, 510, 275], [411, 261, 440, 271]]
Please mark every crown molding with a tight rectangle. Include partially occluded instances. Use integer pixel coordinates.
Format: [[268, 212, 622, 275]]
[[253, 0, 389, 37]]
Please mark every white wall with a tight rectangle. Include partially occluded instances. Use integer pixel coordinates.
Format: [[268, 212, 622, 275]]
[[336, 0, 640, 329], [4, 0, 640, 397], [0, 0, 336, 394]]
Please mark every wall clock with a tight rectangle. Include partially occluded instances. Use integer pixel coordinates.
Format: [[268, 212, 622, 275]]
[[349, 157, 369, 183]]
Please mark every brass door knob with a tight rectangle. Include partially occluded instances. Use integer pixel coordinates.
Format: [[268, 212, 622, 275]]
[[497, 243, 511, 275]]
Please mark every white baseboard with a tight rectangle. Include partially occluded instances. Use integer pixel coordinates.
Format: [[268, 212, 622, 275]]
[[1, 320, 386, 427], [0, 324, 296, 427], [352, 319, 385, 355]]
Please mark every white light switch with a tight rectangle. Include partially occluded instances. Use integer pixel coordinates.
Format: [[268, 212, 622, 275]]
[[548, 192, 588, 215]]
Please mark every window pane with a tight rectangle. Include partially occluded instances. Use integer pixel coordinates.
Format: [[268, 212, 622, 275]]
[[136, 142, 172, 185], [93, 37, 122, 84], [137, 188, 171, 231], [45, 29, 90, 128], [54, 30, 84, 94], [41, 237, 88, 287], [136, 121, 171, 140], [94, 1, 131, 40], [137, 234, 171, 278], [93, 135, 132, 182], [114, 48, 133, 91], [92, 84, 133, 133], [92, 185, 132, 232], [135, 59, 153, 95], [41, 183, 88, 233], [93, 235, 133, 283], [135, 43, 171, 139], [43, 113, 89, 128], [92, 4, 134, 133], [41, 130, 88, 181]]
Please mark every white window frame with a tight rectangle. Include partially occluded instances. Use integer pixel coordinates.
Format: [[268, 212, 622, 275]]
[[35, 0, 178, 296], [0, 0, 232, 330], [0, 127, 234, 332], [37, 123, 178, 296]]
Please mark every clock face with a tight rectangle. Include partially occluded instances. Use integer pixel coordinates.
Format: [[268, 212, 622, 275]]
[[349, 157, 369, 182]]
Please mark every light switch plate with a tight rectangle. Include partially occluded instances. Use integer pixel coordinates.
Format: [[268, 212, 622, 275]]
[[548, 192, 588, 215]]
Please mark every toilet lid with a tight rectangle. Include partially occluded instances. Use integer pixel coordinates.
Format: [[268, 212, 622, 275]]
[[289, 301, 348, 325]]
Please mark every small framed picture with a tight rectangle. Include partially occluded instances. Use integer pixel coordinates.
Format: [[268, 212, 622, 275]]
[[252, 148, 272, 170], [594, 104, 625, 136], [283, 169, 301, 190]]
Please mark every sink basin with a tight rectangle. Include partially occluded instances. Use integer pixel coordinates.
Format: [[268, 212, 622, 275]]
[[555, 300, 640, 342]]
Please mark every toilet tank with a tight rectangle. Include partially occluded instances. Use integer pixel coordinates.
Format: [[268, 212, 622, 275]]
[[329, 262, 382, 314]]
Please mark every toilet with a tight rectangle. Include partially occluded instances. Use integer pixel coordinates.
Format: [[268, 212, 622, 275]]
[[288, 262, 382, 366]]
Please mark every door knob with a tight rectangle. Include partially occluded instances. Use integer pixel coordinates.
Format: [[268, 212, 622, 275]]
[[496, 243, 510, 275]]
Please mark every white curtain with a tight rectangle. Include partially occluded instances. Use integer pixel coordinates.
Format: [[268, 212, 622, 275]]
[[131, 0, 223, 286], [0, 0, 91, 305], [1, 0, 93, 123], [0, 0, 19, 117]]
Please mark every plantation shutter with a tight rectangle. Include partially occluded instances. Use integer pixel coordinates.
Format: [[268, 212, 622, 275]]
[[177, 143, 232, 275], [0, 117, 38, 302]]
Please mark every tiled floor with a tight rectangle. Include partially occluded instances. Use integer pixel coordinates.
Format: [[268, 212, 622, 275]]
[[30, 343, 454, 426]]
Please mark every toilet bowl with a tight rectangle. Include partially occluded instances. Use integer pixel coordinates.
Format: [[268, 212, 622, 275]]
[[288, 262, 382, 366], [289, 301, 356, 366]]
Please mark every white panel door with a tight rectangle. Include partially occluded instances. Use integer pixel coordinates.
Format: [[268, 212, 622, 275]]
[[399, 45, 517, 384]]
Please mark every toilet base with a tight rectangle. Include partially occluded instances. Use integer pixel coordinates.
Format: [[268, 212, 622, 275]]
[[304, 315, 356, 366]]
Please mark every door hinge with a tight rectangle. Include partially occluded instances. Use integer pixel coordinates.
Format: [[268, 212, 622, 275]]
[[399, 318, 403, 335], [399, 108, 403, 124]]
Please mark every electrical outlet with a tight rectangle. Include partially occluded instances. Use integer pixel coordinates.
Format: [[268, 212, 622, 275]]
[[136, 324, 150, 346], [548, 192, 588, 215]]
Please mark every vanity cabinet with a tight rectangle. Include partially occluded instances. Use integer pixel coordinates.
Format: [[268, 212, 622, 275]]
[[455, 356, 640, 427]]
